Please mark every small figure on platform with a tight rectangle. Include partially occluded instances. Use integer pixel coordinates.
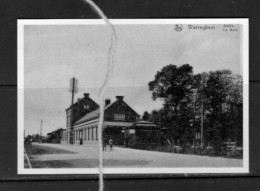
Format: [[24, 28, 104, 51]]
[[80, 138, 83, 145], [109, 137, 113, 151]]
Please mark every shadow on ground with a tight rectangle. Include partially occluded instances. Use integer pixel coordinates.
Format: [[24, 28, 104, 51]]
[[25, 143, 76, 155], [29, 159, 150, 168]]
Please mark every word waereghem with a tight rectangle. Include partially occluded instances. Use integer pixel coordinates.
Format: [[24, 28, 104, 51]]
[[187, 25, 216, 31]]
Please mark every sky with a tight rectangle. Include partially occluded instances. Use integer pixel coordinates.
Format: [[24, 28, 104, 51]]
[[23, 23, 242, 136]]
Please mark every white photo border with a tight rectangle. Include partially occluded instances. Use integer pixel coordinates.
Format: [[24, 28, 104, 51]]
[[17, 19, 249, 175]]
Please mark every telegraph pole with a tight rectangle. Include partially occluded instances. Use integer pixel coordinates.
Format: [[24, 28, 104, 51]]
[[69, 77, 78, 144], [200, 78, 205, 149]]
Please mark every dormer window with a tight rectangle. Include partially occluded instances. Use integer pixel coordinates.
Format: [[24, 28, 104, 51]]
[[83, 105, 89, 110]]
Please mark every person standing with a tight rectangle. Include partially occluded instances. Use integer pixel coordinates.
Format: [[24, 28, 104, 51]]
[[109, 137, 113, 151], [80, 138, 83, 145]]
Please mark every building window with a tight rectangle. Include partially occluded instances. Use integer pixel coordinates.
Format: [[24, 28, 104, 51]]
[[83, 105, 90, 110], [114, 114, 125, 121], [88, 128, 90, 140]]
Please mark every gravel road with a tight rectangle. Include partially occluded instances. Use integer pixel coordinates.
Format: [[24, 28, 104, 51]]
[[29, 143, 242, 168]]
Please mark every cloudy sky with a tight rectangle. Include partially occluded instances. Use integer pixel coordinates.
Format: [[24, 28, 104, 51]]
[[23, 23, 242, 135]]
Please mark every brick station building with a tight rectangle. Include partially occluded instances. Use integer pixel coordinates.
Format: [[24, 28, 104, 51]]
[[61, 93, 140, 145]]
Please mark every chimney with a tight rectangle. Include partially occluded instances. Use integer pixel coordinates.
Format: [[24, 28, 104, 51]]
[[116, 96, 124, 102], [84, 93, 89, 98], [105, 99, 111, 106]]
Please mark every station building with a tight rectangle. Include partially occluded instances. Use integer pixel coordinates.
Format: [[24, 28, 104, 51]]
[[47, 128, 64, 143], [61, 93, 140, 145]]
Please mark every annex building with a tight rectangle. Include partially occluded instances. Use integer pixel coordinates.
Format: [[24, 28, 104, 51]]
[[61, 93, 140, 145]]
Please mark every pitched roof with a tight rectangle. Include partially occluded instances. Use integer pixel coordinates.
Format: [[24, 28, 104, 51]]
[[74, 108, 99, 125], [65, 93, 98, 111], [74, 104, 112, 125], [47, 128, 64, 135], [74, 98, 140, 125]]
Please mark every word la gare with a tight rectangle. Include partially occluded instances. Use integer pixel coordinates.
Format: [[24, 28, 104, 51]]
[[223, 24, 238, 32]]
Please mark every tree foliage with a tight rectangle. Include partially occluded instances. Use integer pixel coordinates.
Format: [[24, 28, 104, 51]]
[[148, 64, 193, 110], [148, 64, 243, 149], [142, 111, 151, 121]]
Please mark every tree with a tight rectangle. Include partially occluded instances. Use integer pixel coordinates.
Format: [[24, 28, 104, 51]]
[[202, 70, 243, 149], [148, 64, 194, 114], [142, 111, 151, 121], [148, 64, 195, 143], [148, 65, 243, 151], [222, 75, 243, 146]]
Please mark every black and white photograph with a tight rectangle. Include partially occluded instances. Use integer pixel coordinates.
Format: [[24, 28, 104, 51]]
[[18, 19, 249, 174]]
